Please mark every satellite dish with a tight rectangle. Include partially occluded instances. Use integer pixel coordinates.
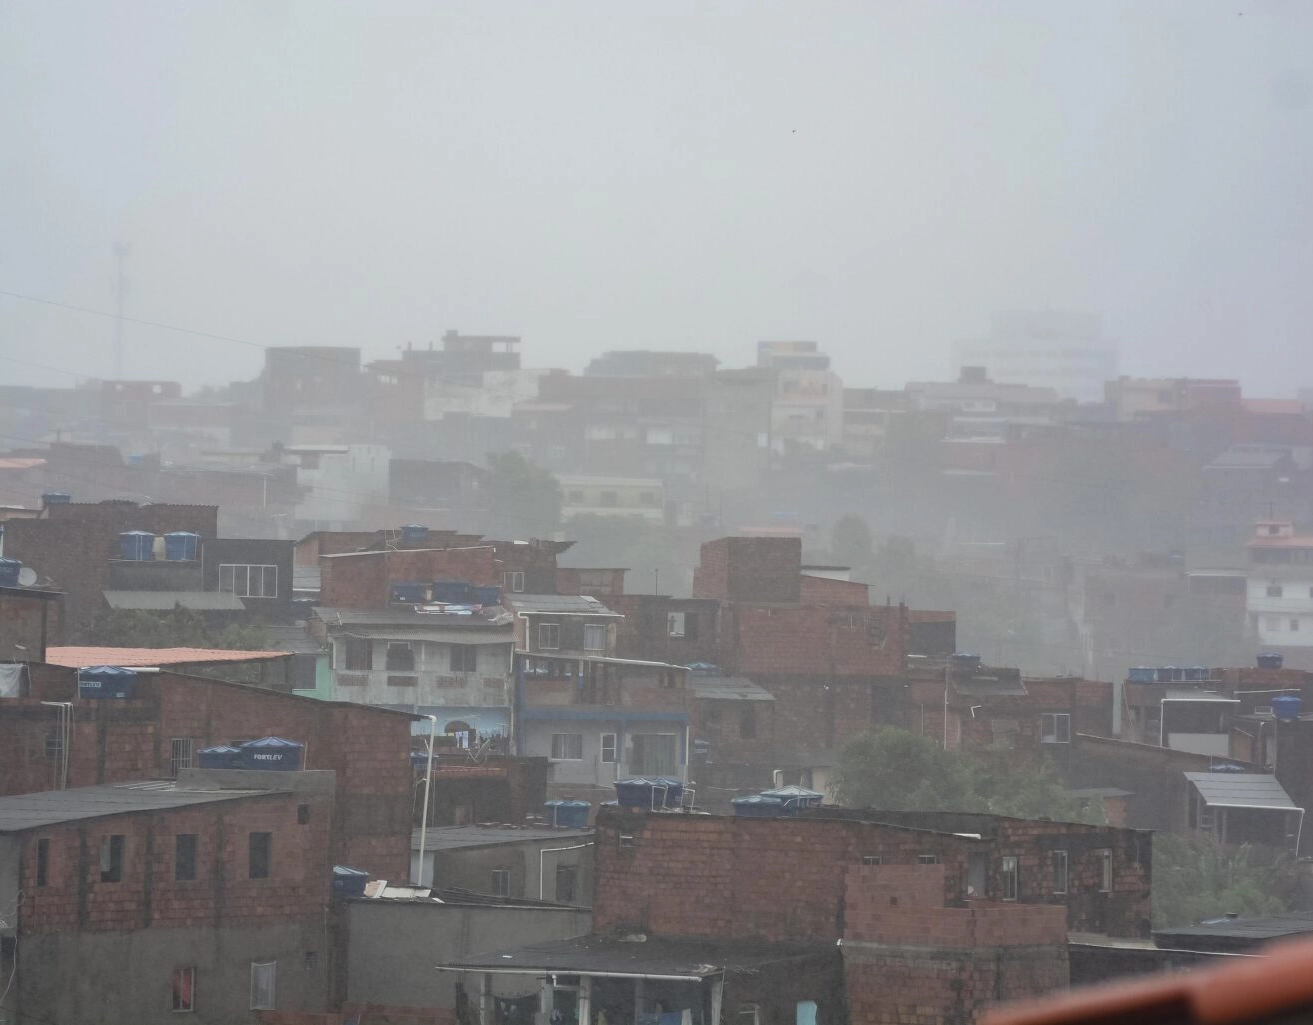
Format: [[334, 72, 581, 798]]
[[17, 567, 37, 586]]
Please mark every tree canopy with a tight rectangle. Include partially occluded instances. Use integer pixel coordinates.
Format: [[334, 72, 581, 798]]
[[85, 606, 268, 651], [1152, 832, 1298, 929], [484, 451, 562, 539], [831, 726, 1098, 822]]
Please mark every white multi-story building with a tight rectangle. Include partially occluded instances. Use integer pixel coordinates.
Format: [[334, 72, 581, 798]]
[[952, 311, 1117, 404], [756, 340, 843, 454], [1247, 521, 1313, 659]]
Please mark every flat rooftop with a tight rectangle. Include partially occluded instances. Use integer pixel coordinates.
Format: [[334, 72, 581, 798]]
[[0, 780, 273, 833], [412, 824, 593, 851]]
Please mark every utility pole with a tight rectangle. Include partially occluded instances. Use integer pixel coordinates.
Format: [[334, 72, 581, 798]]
[[113, 241, 130, 379]]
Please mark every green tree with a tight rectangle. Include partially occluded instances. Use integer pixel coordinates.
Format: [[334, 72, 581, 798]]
[[1152, 833, 1297, 929], [485, 451, 562, 539], [832, 726, 1098, 822], [84, 605, 266, 650]]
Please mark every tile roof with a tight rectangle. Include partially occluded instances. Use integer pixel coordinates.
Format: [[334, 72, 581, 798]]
[[45, 646, 293, 667]]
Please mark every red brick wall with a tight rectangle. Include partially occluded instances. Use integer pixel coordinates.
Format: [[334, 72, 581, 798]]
[[3, 502, 218, 637], [19, 790, 332, 935], [0, 590, 61, 661], [609, 595, 721, 666], [319, 547, 499, 608], [0, 669, 415, 879], [717, 604, 906, 678], [692, 537, 801, 603], [799, 574, 870, 605]]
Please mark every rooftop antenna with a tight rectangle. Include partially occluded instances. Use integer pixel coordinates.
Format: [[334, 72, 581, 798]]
[[112, 241, 130, 379]]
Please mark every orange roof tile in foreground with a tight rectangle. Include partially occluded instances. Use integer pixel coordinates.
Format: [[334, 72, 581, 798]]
[[45, 646, 293, 668], [982, 935, 1313, 1025]]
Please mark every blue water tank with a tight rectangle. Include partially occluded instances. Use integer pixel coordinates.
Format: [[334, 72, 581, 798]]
[[732, 794, 786, 818], [545, 799, 592, 828], [40, 492, 71, 507], [430, 580, 476, 604], [78, 666, 138, 700], [1259, 653, 1285, 670], [240, 736, 305, 771], [1273, 695, 1303, 722], [614, 777, 684, 810], [760, 785, 824, 812], [332, 865, 369, 897], [1156, 666, 1181, 682], [401, 524, 429, 544], [118, 531, 156, 561], [163, 531, 199, 561], [197, 745, 244, 769], [1128, 667, 1157, 683], [0, 558, 20, 588]]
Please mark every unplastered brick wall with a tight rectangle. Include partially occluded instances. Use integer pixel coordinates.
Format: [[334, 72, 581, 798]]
[[692, 537, 802, 603], [2, 502, 217, 635], [717, 604, 907, 677], [19, 790, 332, 936], [318, 546, 500, 608], [842, 864, 1070, 1025]]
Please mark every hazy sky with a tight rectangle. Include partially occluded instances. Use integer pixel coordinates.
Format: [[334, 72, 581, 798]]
[[2, 1, 1310, 396]]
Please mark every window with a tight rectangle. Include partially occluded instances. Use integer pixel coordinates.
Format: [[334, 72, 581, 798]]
[[170, 738, 193, 777], [303, 951, 318, 970], [738, 1005, 761, 1025], [918, 854, 938, 865], [538, 623, 560, 650], [385, 642, 415, 671], [796, 1000, 818, 1025], [861, 854, 882, 866], [739, 706, 757, 740], [1051, 850, 1068, 895], [556, 864, 577, 903], [491, 869, 511, 896], [249, 962, 276, 1011], [172, 966, 195, 1012], [631, 734, 679, 776], [100, 834, 124, 883], [583, 624, 606, 652], [600, 733, 617, 763], [504, 571, 525, 593], [1293, 619, 1302, 633], [551, 733, 583, 760], [36, 837, 49, 886], [219, 564, 278, 598], [297, 804, 310, 825], [343, 637, 372, 671], [1096, 849, 1113, 892], [618, 833, 635, 851], [44, 729, 62, 760], [249, 832, 272, 879], [1040, 713, 1071, 744], [667, 612, 686, 637], [450, 644, 478, 672], [175, 834, 197, 882], [1000, 856, 1018, 900], [1267, 584, 1284, 598]]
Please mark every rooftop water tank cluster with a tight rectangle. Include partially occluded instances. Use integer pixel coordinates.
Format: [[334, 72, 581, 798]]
[[77, 666, 140, 700], [731, 785, 824, 818], [1272, 695, 1303, 722], [545, 799, 592, 828], [196, 737, 305, 771], [613, 777, 685, 811], [0, 558, 20, 588], [1258, 653, 1286, 670]]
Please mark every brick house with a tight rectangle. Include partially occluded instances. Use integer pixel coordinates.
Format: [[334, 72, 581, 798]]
[[0, 583, 63, 662], [0, 771, 336, 1024], [0, 665, 416, 879], [1, 500, 218, 637], [438, 806, 1148, 1025]]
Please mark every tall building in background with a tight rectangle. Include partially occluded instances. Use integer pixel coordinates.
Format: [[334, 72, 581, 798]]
[[952, 311, 1117, 404], [756, 340, 843, 454]]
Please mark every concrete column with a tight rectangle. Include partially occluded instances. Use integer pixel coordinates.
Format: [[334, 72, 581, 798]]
[[579, 975, 593, 1025]]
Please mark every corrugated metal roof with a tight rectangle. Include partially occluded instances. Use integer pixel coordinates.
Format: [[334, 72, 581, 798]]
[[441, 935, 828, 978], [504, 594, 620, 616], [689, 676, 774, 702], [103, 590, 247, 611], [1184, 772, 1300, 811], [412, 825, 593, 851], [1163, 689, 1240, 703], [1156, 912, 1313, 942], [0, 781, 270, 832], [45, 646, 292, 667]]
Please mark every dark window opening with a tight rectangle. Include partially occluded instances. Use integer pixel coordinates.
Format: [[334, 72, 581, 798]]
[[297, 804, 310, 825], [450, 644, 478, 673], [100, 834, 124, 883], [556, 864, 578, 903], [36, 838, 49, 886], [175, 834, 198, 882], [249, 832, 272, 879]]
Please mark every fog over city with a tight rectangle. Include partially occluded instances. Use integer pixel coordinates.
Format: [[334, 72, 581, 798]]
[[6, 6, 1313, 1025], [2, 0, 1311, 392]]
